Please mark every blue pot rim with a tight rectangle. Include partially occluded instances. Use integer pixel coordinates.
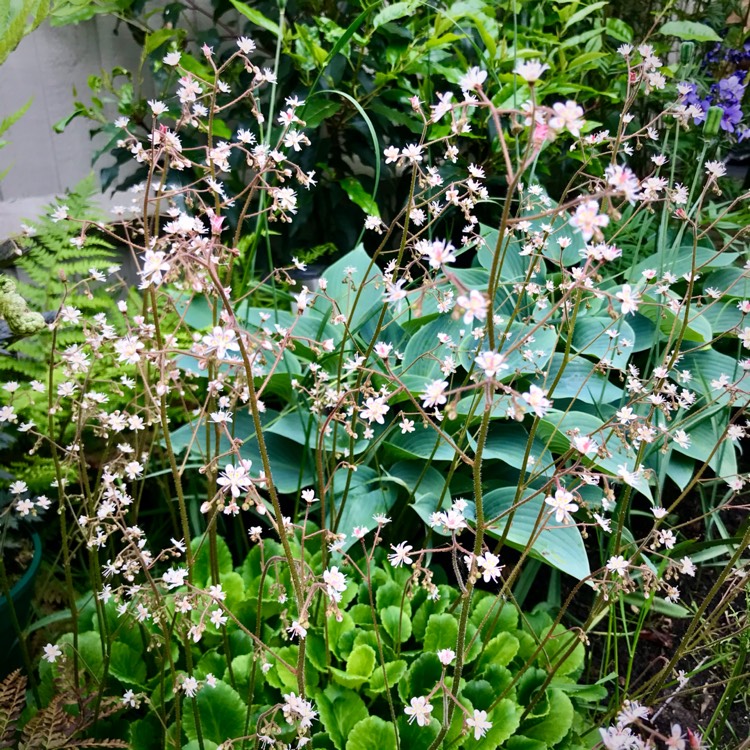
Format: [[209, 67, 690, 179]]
[[0, 530, 42, 605]]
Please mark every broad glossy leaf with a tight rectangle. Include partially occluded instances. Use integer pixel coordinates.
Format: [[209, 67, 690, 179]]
[[569, 317, 635, 370], [330, 465, 398, 545], [535, 353, 624, 404], [471, 422, 554, 477], [312, 245, 383, 331], [639, 292, 713, 345], [483, 488, 591, 580], [537, 410, 653, 499]]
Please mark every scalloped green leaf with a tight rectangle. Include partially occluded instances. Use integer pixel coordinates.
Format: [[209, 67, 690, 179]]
[[369, 660, 407, 693], [346, 716, 398, 750], [182, 680, 246, 745], [424, 613, 458, 653], [381, 606, 412, 644], [315, 685, 369, 750]]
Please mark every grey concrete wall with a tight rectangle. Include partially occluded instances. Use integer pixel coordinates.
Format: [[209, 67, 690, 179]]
[[0, 14, 143, 238]]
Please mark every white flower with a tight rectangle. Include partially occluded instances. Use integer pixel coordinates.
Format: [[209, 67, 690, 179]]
[[476, 551, 503, 582], [456, 289, 488, 324], [437, 648, 455, 665], [360, 395, 389, 425], [570, 199, 609, 242], [544, 488, 579, 524], [288, 620, 307, 639], [419, 238, 456, 268], [514, 58, 549, 83], [237, 36, 256, 54], [149, 99, 168, 116], [401, 143, 423, 163], [202, 326, 240, 359], [466, 709, 492, 740], [323, 566, 347, 602], [678, 556, 696, 577], [210, 608, 228, 628], [459, 67, 487, 92], [181, 676, 200, 698], [549, 100, 585, 136], [404, 696, 434, 726], [217, 463, 251, 498], [606, 555, 629, 576], [163, 51, 181, 66], [124, 460, 143, 480], [43, 643, 63, 663], [475, 351, 508, 379], [704, 160, 726, 179], [521, 384, 552, 418], [388, 542, 414, 567], [114, 335, 144, 365], [421, 379, 449, 409], [140, 250, 171, 287], [616, 284, 641, 315]]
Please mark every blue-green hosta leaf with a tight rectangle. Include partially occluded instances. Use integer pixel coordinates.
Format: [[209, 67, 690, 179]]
[[483, 488, 591, 580], [385, 425, 461, 462], [630, 245, 738, 281], [312, 245, 383, 331], [470, 422, 554, 478], [400, 315, 467, 380], [458, 322, 558, 375], [264, 410, 371, 456], [569, 317, 635, 371], [701, 302, 743, 336], [169, 411, 315, 494], [679, 348, 742, 407], [657, 408, 737, 481], [639, 292, 713, 345], [536, 410, 652, 499], [534, 353, 624, 404], [476, 224, 536, 282], [236, 305, 341, 347], [524, 189, 586, 267], [330, 465, 398, 546]]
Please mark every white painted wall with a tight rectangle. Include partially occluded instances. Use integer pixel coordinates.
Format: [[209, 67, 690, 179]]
[[0, 15, 143, 238]]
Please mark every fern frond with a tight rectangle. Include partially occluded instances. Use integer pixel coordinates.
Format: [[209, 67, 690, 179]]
[[0, 669, 27, 748]]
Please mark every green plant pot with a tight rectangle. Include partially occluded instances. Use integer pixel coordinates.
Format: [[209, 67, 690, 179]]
[[0, 531, 42, 675]]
